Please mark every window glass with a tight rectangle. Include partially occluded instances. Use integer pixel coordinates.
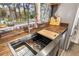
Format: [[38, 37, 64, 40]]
[[28, 3, 36, 23], [0, 3, 36, 26], [40, 3, 51, 23]]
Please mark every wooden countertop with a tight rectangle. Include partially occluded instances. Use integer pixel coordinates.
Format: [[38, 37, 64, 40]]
[[0, 43, 12, 56], [45, 23, 68, 34], [0, 23, 68, 56]]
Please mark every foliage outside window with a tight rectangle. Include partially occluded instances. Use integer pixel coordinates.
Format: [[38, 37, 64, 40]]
[[0, 3, 36, 26], [40, 3, 51, 23]]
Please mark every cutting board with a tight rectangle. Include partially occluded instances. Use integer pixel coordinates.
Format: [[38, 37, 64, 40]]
[[37, 29, 59, 39]]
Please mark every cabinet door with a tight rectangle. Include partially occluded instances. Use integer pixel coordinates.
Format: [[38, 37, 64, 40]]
[[59, 31, 67, 49]]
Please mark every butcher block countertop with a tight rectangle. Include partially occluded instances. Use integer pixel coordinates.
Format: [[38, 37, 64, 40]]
[[0, 23, 68, 56], [0, 43, 12, 56]]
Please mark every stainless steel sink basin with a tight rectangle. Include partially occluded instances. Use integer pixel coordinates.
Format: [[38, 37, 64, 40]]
[[25, 34, 52, 53]]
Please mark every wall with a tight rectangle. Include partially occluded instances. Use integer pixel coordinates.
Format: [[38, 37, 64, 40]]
[[70, 7, 79, 44], [55, 3, 79, 23], [54, 3, 79, 49]]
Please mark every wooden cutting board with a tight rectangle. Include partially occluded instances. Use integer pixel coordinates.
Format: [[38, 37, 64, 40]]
[[37, 29, 59, 40]]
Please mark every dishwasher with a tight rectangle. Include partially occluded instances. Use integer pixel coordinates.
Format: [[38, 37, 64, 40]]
[[8, 33, 58, 56]]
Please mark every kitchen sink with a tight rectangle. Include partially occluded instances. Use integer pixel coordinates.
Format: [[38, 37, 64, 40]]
[[25, 34, 52, 53], [8, 33, 52, 56]]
